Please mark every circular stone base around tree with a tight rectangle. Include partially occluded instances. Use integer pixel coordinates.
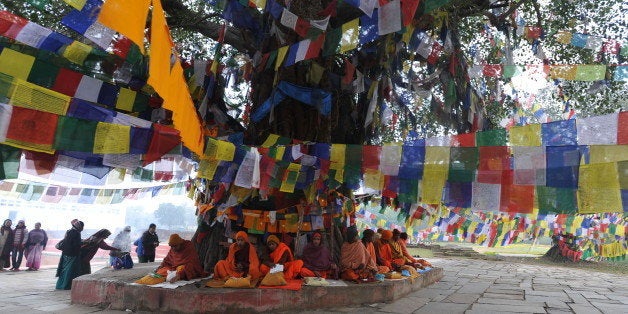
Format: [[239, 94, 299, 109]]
[[71, 264, 444, 313]]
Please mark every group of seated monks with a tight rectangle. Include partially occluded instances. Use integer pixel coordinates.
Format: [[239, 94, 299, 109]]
[[146, 227, 432, 285]]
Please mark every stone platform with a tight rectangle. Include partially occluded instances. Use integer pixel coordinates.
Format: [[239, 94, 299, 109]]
[[71, 264, 444, 313]]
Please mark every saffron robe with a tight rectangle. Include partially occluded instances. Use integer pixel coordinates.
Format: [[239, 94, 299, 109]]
[[260, 242, 303, 279], [339, 241, 376, 281], [214, 242, 261, 280], [364, 241, 390, 273]]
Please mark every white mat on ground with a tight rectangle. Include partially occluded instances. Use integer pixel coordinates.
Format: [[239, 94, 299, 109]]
[[130, 276, 210, 289]]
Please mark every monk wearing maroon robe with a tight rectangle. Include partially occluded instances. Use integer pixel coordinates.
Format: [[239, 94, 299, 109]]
[[299, 232, 337, 278], [214, 231, 261, 280], [155, 234, 204, 283]]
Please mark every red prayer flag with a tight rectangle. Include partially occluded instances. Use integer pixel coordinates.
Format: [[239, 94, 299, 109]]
[[0, 11, 27, 39], [362, 145, 381, 170], [451, 133, 475, 147], [305, 34, 325, 59], [6, 107, 58, 148], [401, 0, 421, 26], [52, 68, 83, 96], [618, 111, 628, 144], [343, 58, 355, 85], [294, 18, 311, 37], [143, 123, 181, 166]]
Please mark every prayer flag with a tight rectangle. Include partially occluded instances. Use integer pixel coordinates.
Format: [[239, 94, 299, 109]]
[[340, 18, 359, 53], [5, 106, 58, 153], [54, 116, 97, 152], [98, 0, 149, 53], [0, 48, 35, 80], [378, 0, 401, 35]]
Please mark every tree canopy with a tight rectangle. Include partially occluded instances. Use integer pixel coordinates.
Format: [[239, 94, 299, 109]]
[[1, 0, 625, 144]]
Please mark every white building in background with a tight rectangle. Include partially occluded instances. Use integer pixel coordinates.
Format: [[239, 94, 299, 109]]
[[0, 197, 126, 232]]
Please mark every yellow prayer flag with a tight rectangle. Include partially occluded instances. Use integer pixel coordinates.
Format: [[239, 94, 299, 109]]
[[203, 138, 218, 159], [274, 146, 285, 160], [0, 49, 35, 80], [61, 41, 92, 65], [425, 146, 450, 166], [166, 61, 204, 156], [509, 124, 541, 146], [279, 162, 301, 193], [589, 145, 628, 164], [554, 31, 573, 44], [421, 168, 447, 204], [363, 168, 384, 191], [93, 122, 130, 154], [63, 0, 86, 10], [340, 18, 359, 53], [115, 87, 136, 112], [215, 140, 235, 161], [98, 0, 150, 53], [577, 163, 622, 213], [198, 159, 219, 180], [275, 46, 288, 70], [11, 79, 71, 115], [251, 0, 267, 8], [262, 134, 280, 148], [330, 144, 346, 170], [147, 0, 174, 99], [549, 65, 577, 80]]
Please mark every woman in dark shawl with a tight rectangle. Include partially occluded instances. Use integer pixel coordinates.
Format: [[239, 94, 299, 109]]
[[79, 228, 119, 275], [298, 232, 337, 278], [56, 220, 83, 290]]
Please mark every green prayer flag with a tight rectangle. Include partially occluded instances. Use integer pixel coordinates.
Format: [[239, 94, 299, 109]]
[[537, 186, 577, 214], [27, 59, 60, 88], [323, 28, 342, 57], [0, 144, 21, 179], [448, 147, 478, 182], [133, 92, 150, 113], [54, 116, 97, 151], [25, 0, 49, 10], [476, 129, 508, 146], [575, 65, 606, 81]]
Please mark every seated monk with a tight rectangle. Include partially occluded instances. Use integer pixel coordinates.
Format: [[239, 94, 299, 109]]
[[299, 232, 337, 278], [390, 229, 416, 266], [340, 227, 376, 283], [155, 234, 204, 283], [259, 235, 303, 280], [378, 230, 404, 271], [214, 231, 261, 281], [362, 229, 390, 274]]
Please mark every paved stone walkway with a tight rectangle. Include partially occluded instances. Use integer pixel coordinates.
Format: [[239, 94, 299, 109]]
[[1, 257, 626, 313]]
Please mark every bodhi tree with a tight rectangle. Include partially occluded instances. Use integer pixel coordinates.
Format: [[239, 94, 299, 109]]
[[2, 0, 625, 270]]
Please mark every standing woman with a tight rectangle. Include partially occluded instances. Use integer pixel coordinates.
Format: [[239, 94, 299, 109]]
[[25, 222, 48, 271], [0, 219, 13, 271], [11, 220, 28, 270], [56, 220, 84, 290], [140, 223, 159, 263], [79, 229, 119, 275]]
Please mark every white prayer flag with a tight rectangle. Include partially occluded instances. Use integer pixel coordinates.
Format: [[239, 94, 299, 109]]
[[15, 22, 52, 48], [74, 75, 103, 102], [378, 0, 401, 35]]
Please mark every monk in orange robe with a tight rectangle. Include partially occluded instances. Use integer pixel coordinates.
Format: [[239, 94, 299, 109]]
[[259, 235, 303, 279], [214, 231, 261, 280], [155, 234, 205, 283], [377, 230, 403, 271], [362, 229, 390, 274]]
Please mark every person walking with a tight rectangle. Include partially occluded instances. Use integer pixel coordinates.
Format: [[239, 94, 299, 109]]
[[79, 229, 119, 275], [11, 220, 28, 270], [139, 223, 159, 263], [109, 226, 132, 266], [0, 219, 13, 271], [24, 222, 48, 271], [56, 219, 84, 290]]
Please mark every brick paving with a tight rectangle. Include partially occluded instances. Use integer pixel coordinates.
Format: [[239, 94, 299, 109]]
[[1, 257, 626, 313]]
